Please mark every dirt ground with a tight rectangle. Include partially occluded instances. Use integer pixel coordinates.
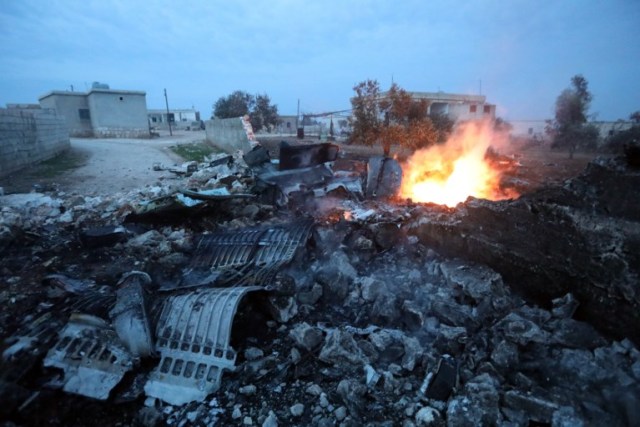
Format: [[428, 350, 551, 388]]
[[0, 130, 207, 196]]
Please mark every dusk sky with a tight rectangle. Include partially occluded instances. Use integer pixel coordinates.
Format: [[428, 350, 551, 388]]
[[1, 0, 638, 121]]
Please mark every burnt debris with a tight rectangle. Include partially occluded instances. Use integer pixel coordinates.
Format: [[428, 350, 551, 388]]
[[0, 140, 639, 426]]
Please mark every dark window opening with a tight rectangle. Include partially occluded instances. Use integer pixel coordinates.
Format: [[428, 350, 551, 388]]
[[470, 105, 477, 113], [609, 130, 615, 136], [167, 113, 175, 122], [78, 109, 90, 120], [119, 96, 124, 101], [151, 117, 158, 123], [286, 122, 291, 128], [483, 105, 491, 113]]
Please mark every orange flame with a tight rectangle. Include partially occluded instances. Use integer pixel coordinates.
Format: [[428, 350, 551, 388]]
[[399, 121, 515, 207]]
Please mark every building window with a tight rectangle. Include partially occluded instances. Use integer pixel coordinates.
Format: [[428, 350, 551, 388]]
[[78, 109, 90, 120], [470, 105, 477, 113], [151, 117, 158, 123], [119, 96, 124, 101], [286, 122, 291, 128], [483, 105, 491, 114]]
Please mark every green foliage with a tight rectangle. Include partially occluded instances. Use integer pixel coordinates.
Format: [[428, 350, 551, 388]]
[[349, 79, 383, 147], [250, 94, 279, 133], [430, 113, 455, 142], [170, 141, 218, 162], [550, 75, 597, 157], [212, 91, 279, 132], [213, 90, 253, 119], [349, 80, 440, 154]]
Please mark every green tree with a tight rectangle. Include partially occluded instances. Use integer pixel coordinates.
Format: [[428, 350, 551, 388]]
[[349, 80, 439, 155], [212, 91, 279, 132], [349, 79, 383, 148], [213, 90, 254, 119], [251, 94, 279, 132], [550, 75, 598, 157]]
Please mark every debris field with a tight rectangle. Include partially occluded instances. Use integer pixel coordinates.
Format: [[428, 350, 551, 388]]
[[1, 139, 639, 426]]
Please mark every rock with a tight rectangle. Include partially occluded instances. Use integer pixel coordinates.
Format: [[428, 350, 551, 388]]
[[262, 410, 278, 427], [243, 416, 253, 425], [551, 293, 580, 319], [503, 390, 559, 424], [414, 406, 440, 426], [334, 406, 347, 421], [336, 379, 366, 419], [497, 312, 549, 346], [319, 329, 367, 366], [305, 383, 323, 396], [239, 385, 257, 395], [371, 293, 401, 325], [315, 251, 356, 303], [358, 276, 387, 302], [364, 364, 381, 387], [401, 299, 425, 331], [267, 296, 298, 323], [241, 204, 260, 219], [232, 406, 243, 419], [439, 260, 504, 302], [319, 392, 329, 408], [244, 347, 264, 361], [137, 407, 163, 427], [490, 340, 519, 372], [290, 322, 324, 351], [369, 222, 401, 250], [297, 283, 323, 305], [401, 335, 423, 371], [446, 373, 501, 427], [289, 403, 304, 417], [552, 406, 585, 427], [549, 318, 607, 349]]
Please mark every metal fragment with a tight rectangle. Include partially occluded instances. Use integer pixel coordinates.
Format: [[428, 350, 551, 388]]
[[43, 314, 135, 400], [144, 286, 261, 405]]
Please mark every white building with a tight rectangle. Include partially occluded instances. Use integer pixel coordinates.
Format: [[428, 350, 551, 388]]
[[148, 108, 201, 130], [380, 91, 496, 122]]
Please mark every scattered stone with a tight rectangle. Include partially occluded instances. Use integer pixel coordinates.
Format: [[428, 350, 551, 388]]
[[319, 329, 367, 366], [334, 406, 347, 421], [290, 322, 324, 351], [244, 347, 264, 361], [239, 385, 257, 396], [289, 403, 304, 417], [262, 410, 278, 427], [414, 406, 440, 426], [305, 384, 323, 396]]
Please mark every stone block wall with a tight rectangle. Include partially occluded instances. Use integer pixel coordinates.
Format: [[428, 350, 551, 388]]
[[205, 116, 255, 154], [0, 108, 70, 177]]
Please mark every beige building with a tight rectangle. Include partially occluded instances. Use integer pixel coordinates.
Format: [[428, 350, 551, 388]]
[[403, 91, 496, 122]]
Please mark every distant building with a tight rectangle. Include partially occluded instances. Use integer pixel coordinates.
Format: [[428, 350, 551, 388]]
[[274, 115, 298, 134], [148, 108, 201, 130], [401, 91, 496, 122], [39, 86, 149, 138]]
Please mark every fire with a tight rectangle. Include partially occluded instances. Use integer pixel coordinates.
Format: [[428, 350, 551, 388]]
[[399, 121, 516, 207]]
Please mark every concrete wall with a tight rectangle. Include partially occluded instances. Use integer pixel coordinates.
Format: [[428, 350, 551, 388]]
[[39, 92, 93, 137], [87, 89, 149, 138], [205, 117, 254, 154], [0, 108, 70, 177]]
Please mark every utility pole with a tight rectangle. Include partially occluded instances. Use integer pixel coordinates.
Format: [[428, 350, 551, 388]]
[[164, 88, 172, 136]]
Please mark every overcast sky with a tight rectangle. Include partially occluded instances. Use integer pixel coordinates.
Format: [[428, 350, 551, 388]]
[[1, 0, 638, 121]]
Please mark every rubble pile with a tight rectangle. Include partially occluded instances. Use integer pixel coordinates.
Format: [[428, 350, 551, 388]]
[[1, 143, 639, 426]]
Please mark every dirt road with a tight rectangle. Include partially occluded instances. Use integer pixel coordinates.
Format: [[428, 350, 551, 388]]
[[0, 130, 206, 196]]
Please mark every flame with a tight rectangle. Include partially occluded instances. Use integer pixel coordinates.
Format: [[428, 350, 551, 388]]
[[399, 121, 516, 207]]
